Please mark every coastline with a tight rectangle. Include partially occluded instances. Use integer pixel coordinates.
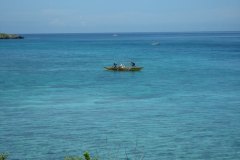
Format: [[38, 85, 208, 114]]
[[0, 33, 24, 39]]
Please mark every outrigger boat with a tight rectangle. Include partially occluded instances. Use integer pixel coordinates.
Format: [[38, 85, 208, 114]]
[[104, 66, 143, 71]]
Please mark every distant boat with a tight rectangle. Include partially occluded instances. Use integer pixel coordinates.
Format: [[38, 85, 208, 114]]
[[104, 66, 143, 71], [112, 34, 118, 37], [151, 42, 160, 46]]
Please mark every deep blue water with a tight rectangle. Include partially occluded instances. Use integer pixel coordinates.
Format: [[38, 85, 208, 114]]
[[0, 32, 240, 160]]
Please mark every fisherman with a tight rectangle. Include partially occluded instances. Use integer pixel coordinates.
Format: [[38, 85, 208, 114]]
[[113, 63, 117, 68], [130, 62, 136, 67], [119, 64, 125, 68]]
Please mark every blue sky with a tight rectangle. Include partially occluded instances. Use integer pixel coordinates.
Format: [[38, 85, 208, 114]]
[[1, 0, 240, 33]]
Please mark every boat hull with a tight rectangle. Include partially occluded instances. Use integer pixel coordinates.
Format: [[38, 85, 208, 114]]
[[104, 67, 143, 71]]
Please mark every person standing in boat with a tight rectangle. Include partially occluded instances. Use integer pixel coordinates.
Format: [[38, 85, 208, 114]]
[[130, 62, 136, 67]]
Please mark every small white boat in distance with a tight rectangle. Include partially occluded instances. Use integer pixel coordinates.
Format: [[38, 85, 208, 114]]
[[151, 42, 160, 46]]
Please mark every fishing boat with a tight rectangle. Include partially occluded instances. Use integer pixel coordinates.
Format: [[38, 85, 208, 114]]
[[104, 66, 143, 71]]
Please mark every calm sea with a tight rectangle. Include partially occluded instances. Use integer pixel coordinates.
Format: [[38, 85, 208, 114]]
[[0, 32, 240, 160]]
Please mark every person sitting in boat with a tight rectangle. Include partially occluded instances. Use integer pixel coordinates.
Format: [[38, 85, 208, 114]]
[[130, 62, 136, 67], [113, 63, 117, 68], [119, 64, 125, 68]]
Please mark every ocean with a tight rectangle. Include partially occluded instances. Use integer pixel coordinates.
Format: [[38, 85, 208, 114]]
[[0, 32, 240, 160]]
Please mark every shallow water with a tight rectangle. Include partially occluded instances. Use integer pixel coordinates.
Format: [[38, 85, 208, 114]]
[[0, 32, 240, 159]]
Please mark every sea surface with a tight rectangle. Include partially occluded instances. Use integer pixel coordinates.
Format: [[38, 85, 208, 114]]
[[0, 32, 240, 160]]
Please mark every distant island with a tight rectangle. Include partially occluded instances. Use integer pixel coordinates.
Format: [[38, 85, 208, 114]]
[[0, 33, 24, 39]]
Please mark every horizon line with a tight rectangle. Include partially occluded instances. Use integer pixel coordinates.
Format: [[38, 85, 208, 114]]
[[3, 30, 239, 35]]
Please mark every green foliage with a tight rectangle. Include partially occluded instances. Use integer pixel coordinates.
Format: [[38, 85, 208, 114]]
[[64, 152, 98, 160], [0, 153, 8, 160], [83, 152, 90, 160]]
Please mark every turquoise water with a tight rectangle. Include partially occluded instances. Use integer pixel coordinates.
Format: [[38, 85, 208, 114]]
[[0, 32, 240, 159]]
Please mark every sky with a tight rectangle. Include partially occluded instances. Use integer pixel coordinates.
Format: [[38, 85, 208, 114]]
[[0, 0, 240, 33]]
